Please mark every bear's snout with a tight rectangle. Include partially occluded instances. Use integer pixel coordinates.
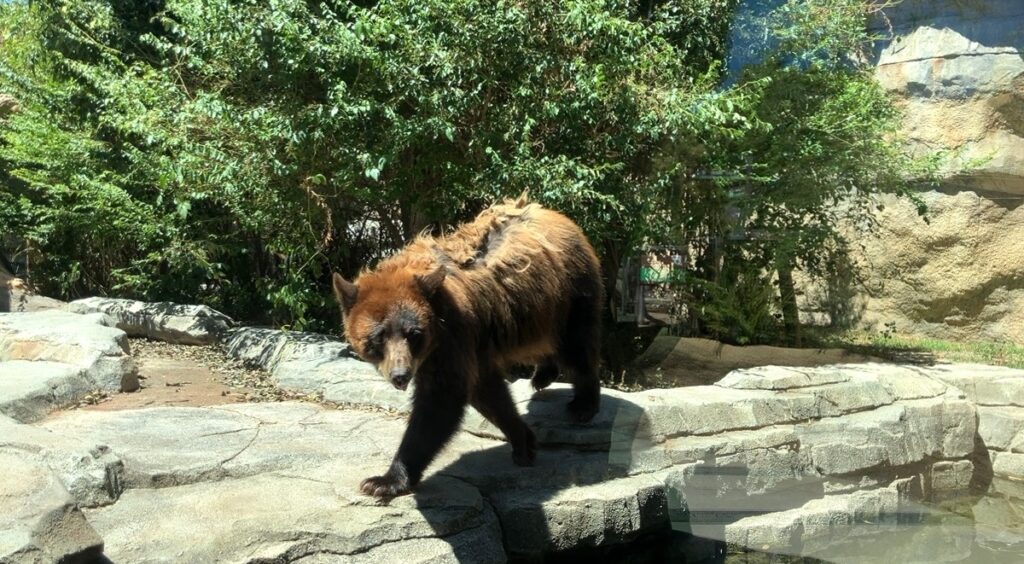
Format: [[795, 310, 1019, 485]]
[[389, 367, 411, 390]]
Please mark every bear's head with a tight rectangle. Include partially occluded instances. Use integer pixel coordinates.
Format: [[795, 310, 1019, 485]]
[[331, 266, 446, 390]]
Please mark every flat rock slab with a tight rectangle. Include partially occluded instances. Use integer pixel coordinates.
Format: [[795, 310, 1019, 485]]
[[718, 364, 950, 402], [40, 401, 503, 498], [39, 402, 505, 563], [631, 336, 876, 387], [977, 405, 1024, 453], [463, 366, 957, 451], [85, 471, 503, 563], [0, 449, 104, 563], [992, 451, 1024, 479], [484, 471, 672, 558], [927, 364, 1024, 407], [42, 403, 409, 489], [68, 297, 233, 345], [40, 401, 681, 563]]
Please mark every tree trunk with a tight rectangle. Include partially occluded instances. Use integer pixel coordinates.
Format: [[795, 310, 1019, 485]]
[[777, 261, 801, 347]]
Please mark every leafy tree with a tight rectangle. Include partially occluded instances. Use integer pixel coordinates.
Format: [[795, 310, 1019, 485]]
[[1, 0, 741, 331], [1, 0, 936, 357]]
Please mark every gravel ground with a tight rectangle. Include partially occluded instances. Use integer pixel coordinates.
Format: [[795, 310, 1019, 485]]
[[125, 338, 404, 416], [129, 338, 321, 403]]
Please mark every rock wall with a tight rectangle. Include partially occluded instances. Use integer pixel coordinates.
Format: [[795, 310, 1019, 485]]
[[849, 0, 1024, 343]]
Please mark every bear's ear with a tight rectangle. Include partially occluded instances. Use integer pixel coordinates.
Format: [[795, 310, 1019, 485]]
[[332, 272, 359, 312], [415, 266, 446, 297]]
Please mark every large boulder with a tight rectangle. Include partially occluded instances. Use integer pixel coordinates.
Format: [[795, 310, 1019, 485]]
[[0, 274, 66, 314], [0, 449, 104, 563], [0, 414, 124, 508], [818, 0, 1024, 344], [67, 297, 233, 345], [0, 311, 139, 422], [841, 190, 1024, 344], [873, 0, 1024, 193], [0, 361, 91, 424], [221, 327, 408, 411]]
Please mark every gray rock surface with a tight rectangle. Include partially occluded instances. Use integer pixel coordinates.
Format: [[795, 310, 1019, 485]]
[[86, 470, 504, 564], [39, 403, 473, 490], [872, 0, 1024, 195], [485, 472, 672, 558], [977, 406, 1024, 451], [0, 277, 66, 314], [222, 327, 408, 411], [0, 310, 138, 391], [992, 451, 1024, 479], [40, 403, 504, 563], [67, 297, 233, 345], [0, 449, 104, 563], [927, 363, 1024, 406], [0, 311, 139, 422], [20, 357, 983, 563], [0, 414, 124, 508], [0, 361, 89, 423], [1, 307, 1016, 563]]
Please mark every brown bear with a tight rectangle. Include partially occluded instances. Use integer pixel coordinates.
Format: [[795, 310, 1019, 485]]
[[332, 195, 604, 497]]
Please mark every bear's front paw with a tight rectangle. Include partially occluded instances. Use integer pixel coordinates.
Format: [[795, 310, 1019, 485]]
[[360, 473, 411, 497], [567, 396, 599, 423]]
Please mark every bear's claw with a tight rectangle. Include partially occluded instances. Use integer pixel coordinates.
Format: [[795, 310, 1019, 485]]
[[360, 474, 411, 497]]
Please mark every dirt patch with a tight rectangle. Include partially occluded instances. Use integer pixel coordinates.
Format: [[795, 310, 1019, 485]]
[[78, 339, 316, 411], [631, 335, 879, 389]]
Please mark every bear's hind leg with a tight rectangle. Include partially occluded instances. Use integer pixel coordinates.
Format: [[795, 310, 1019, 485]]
[[560, 295, 602, 423], [531, 358, 559, 391], [472, 366, 537, 466]]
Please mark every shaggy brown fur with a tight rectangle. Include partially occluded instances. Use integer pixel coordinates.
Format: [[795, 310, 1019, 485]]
[[333, 195, 603, 497]]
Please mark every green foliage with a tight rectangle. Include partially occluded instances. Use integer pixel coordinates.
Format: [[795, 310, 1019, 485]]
[[1, 0, 740, 330], [691, 269, 779, 346], [1, 0, 935, 349]]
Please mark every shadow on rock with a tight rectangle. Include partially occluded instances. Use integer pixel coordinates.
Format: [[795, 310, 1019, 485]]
[[413, 388, 699, 562]]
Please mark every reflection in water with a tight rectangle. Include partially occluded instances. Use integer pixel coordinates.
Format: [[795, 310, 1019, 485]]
[[594, 477, 1024, 563]]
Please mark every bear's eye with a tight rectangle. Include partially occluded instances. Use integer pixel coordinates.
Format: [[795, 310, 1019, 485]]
[[363, 335, 383, 361], [406, 328, 424, 351]]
